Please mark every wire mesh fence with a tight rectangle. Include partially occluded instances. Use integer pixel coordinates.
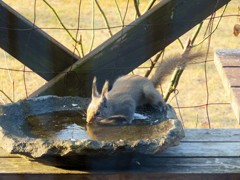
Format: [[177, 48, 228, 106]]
[[0, 0, 240, 128]]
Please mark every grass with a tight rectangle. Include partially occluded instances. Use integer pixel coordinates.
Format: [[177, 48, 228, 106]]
[[1, 0, 240, 128]]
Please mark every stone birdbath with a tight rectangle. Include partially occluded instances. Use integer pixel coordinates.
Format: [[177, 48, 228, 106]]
[[0, 96, 184, 170]]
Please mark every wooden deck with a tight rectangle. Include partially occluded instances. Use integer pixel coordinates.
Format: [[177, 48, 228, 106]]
[[1, 129, 240, 179], [214, 49, 240, 122]]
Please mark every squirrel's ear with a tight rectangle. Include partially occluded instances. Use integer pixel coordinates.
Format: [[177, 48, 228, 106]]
[[92, 77, 99, 98], [101, 80, 109, 97]]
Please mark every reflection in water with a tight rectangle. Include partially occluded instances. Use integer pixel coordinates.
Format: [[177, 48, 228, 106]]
[[86, 121, 171, 141], [25, 107, 170, 142], [55, 123, 89, 140], [26, 110, 88, 140]]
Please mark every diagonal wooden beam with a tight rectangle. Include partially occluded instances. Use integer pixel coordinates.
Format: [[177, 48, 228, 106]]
[[0, 1, 79, 80]]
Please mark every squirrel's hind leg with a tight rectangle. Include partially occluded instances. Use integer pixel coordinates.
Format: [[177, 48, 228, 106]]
[[143, 84, 167, 112]]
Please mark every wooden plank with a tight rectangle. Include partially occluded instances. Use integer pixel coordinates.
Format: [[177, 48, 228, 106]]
[[138, 158, 240, 174], [214, 49, 240, 122], [0, 146, 240, 174], [31, 0, 230, 97], [214, 53, 231, 95], [0, 157, 83, 174], [231, 88, 240, 123], [183, 128, 240, 142], [214, 49, 240, 67], [158, 142, 240, 157], [224, 68, 240, 87], [0, 1, 79, 80], [214, 49, 240, 90], [0, 155, 240, 174], [0, 149, 240, 173]]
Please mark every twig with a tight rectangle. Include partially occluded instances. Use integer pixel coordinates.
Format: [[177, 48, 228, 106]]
[[23, 66, 28, 98], [114, 0, 124, 26], [94, 0, 113, 37], [177, 38, 184, 49], [43, 0, 85, 57], [164, 18, 205, 102], [0, 90, 13, 103], [3, 51, 15, 102], [203, 13, 216, 129], [119, 0, 129, 49], [142, 0, 156, 14], [195, 114, 199, 128], [89, 0, 95, 53], [191, 22, 203, 45], [43, 0, 78, 44], [33, 0, 37, 25], [74, 0, 84, 58], [164, 38, 192, 102], [134, 0, 141, 17], [122, 0, 130, 23], [0, 97, 5, 104], [192, 4, 228, 47], [144, 51, 164, 78], [174, 90, 184, 127]]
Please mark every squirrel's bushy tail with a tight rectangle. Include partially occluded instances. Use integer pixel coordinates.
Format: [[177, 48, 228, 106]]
[[150, 52, 203, 87]]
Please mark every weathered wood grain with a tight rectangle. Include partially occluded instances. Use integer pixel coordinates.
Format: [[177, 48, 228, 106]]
[[223, 68, 240, 88], [183, 128, 240, 142], [31, 0, 230, 97], [158, 142, 240, 157], [231, 88, 240, 123], [138, 158, 240, 173], [214, 49, 240, 122], [0, 1, 79, 80], [215, 49, 240, 67]]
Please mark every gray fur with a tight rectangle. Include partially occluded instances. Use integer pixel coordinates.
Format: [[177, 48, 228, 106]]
[[86, 75, 165, 123]]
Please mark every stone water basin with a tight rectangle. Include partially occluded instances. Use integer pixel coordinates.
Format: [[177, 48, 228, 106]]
[[0, 96, 184, 169]]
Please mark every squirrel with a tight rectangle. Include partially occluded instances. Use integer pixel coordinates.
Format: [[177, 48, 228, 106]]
[[86, 52, 202, 124]]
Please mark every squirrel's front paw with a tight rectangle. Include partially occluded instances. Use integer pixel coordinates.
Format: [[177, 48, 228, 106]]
[[96, 116, 128, 126]]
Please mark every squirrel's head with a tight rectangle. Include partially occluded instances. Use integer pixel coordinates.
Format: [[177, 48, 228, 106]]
[[86, 77, 111, 123]]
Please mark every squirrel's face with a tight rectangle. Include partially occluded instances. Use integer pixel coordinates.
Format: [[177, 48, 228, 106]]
[[86, 77, 110, 123], [86, 95, 110, 123]]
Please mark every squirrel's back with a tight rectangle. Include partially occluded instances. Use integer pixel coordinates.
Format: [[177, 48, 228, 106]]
[[108, 75, 156, 106]]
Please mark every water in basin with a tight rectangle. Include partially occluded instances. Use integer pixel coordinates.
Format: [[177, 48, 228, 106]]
[[25, 107, 169, 142]]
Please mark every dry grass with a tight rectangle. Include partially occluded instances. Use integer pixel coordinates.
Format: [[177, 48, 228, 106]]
[[1, 0, 240, 128]]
